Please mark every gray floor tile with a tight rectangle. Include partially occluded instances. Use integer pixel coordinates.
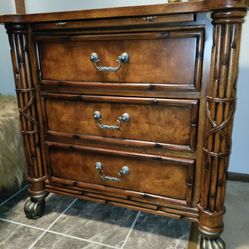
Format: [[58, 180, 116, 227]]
[[32, 232, 115, 249], [49, 199, 138, 247], [0, 189, 75, 229], [0, 183, 27, 205], [123, 212, 191, 249], [3, 180, 249, 249], [222, 181, 249, 249], [0, 220, 43, 249], [0, 189, 20, 206]]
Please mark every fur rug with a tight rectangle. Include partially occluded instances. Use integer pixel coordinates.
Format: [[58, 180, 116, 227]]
[[0, 95, 26, 190]]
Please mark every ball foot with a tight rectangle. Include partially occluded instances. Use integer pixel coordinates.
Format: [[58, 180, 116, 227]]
[[24, 198, 45, 219]]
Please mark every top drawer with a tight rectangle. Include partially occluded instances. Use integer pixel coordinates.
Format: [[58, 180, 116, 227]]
[[36, 28, 204, 91]]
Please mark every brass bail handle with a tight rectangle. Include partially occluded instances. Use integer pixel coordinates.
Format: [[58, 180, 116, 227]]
[[95, 162, 130, 182], [93, 111, 130, 130], [90, 52, 129, 72]]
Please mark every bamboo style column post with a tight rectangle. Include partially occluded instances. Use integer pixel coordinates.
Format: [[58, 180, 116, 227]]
[[197, 8, 247, 249], [6, 23, 47, 219]]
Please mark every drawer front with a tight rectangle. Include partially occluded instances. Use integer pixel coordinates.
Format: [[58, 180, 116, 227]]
[[47, 143, 194, 203], [37, 28, 204, 91], [44, 94, 199, 152], [32, 14, 195, 31]]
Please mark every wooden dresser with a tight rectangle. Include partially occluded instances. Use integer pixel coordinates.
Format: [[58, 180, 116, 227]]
[[0, 1, 248, 248]]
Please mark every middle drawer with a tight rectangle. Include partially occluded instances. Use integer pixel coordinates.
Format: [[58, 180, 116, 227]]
[[43, 94, 198, 152]]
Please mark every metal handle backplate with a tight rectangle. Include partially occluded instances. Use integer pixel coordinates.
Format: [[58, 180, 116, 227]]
[[90, 52, 129, 72], [95, 162, 129, 182], [93, 111, 130, 130]]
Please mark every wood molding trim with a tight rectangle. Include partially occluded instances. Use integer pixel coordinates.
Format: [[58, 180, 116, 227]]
[[1, 1, 249, 23], [15, 0, 26, 14], [228, 172, 249, 182], [1, 3, 248, 248]]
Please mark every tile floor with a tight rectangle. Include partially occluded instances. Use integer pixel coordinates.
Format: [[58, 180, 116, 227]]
[[222, 181, 249, 249], [191, 181, 249, 249], [0, 180, 248, 249], [0, 185, 191, 249]]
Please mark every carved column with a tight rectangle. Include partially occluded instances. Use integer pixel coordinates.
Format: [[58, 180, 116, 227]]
[[197, 9, 247, 249], [6, 24, 47, 219]]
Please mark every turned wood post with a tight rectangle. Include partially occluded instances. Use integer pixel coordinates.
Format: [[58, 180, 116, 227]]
[[198, 8, 247, 248], [6, 24, 47, 203]]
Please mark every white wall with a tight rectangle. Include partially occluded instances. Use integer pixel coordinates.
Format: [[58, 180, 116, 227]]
[[25, 0, 167, 13], [229, 15, 249, 174], [0, 0, 15, 95], [0, 0, 248, 174]]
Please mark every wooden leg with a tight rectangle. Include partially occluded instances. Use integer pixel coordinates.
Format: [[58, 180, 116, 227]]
[[5, 24, 48, 219], [199, 9, 247, 249]]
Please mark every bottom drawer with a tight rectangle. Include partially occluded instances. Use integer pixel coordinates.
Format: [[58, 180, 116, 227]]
[[47, 142, 194, 203]]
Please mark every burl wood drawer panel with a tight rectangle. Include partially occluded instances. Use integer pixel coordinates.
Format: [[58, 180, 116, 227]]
[[44, 94, 199, 152], [47, 143, 194, 202], [37, 28, 204, 91]]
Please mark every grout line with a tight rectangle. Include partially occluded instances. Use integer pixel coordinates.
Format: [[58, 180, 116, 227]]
[[47, 230, 120, 249], [28, 198, 77, 249], [0, 197, 139, 249], [0, 216, 118, 249], [120, 211, 141, 249], [0, 185, 28, 207], [0, 217, 46, 232]]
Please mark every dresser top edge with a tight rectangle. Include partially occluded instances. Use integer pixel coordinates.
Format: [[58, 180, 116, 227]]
[[0, 0, 248, 24]]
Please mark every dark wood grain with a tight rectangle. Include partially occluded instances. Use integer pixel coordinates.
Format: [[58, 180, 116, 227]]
[[47, 175, 189, 206], [197, 8, 247, 245], [46, 142, 194, 203], [40, 80, 202, 99], [0, 0, 248, 23], [6, 24, 47, 210], [1, 3, 248, 248], [37, 29, 203, 91], [45, 181, 199, 218], [31, 13, 195, 31], [43, 94, 198, 152]]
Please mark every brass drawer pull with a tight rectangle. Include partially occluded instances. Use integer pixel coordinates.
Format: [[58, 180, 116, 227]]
[[142, 16, 157, 22], [93, 111, 130, 130], [90, 52, 129, 72], [55, 21, 67, 26], [95, 162, 130, 182]]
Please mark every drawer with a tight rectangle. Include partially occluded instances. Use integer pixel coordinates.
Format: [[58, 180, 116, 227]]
[[47, 143, 195, 203], [37, 28, 204, 91], [32, 14, 195, 31], [44, 94, 199, 152]]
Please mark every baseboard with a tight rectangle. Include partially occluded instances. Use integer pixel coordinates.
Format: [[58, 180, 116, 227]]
[[228, 172, 249, 182]]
